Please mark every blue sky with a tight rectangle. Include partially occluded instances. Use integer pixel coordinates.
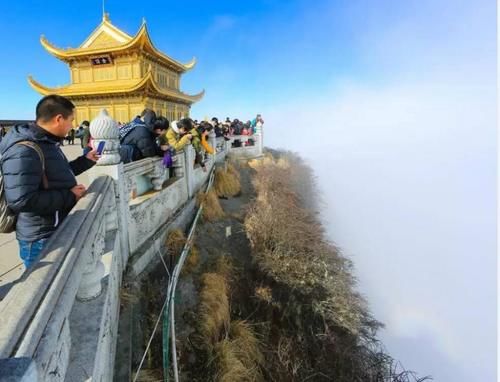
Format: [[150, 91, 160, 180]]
[[0, 1, 496, 381], [1, 0, 411, 119]]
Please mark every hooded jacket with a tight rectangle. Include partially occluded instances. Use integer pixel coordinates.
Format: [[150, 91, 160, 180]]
[[165, 127, 192, 151], [0, 124, 95, 241], [119, 120, 159, 161]]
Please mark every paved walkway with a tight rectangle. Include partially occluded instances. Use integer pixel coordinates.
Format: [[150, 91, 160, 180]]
[[0, 144, 91, 298]]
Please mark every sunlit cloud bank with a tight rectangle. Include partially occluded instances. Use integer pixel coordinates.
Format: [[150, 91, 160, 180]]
[[261, 55, 496, 382]]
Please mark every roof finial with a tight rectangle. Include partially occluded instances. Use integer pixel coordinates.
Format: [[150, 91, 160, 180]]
[[102, 0, 109, 21]]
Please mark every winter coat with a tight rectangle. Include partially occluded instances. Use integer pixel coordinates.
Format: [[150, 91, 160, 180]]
[[119, 121, 159, 161], [0, 124, 95, 241], [201, 135, 214, 154], [189, 128, 202, 153], [165, 128, 191, 151]]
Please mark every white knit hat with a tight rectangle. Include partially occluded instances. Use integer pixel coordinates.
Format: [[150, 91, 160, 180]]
[[171, 120, 179, 134]]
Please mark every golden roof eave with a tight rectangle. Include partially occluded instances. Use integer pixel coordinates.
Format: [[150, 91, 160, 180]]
[[40, 22, 196, 73], [28, 70, 204, 104]]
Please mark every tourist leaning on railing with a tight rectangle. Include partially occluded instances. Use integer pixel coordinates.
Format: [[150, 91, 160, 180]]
[[198, 122, 215, 155], [166, 119, 194, 151], [0, 95, 99, 268], [118, 109, 159, 163]]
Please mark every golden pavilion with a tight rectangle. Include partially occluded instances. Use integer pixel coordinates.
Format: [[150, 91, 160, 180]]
[[28, 13, 204, 125]]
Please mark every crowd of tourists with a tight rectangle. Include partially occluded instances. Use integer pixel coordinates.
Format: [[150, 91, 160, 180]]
[[75, 110, 263, 170], [0, 94, 264, 268]]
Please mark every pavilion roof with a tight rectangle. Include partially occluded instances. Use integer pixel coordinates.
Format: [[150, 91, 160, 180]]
[[40, 14, 196, 73]]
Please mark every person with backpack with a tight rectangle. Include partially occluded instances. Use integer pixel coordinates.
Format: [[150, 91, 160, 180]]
[[0, 95, 99, 268], [118, 109, 159, 163]]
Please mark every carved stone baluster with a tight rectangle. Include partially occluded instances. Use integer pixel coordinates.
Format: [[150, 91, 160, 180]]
[[147, 161, 168, 191], [89, 109, 121, 166], [173, 155, 184, 178], [77, 224, 105, 301]]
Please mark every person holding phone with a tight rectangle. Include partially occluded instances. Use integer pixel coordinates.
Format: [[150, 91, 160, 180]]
[[0, 95, 99, 268]]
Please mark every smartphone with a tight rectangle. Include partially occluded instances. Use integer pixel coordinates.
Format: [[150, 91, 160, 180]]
[[96, 141, 106, 155]]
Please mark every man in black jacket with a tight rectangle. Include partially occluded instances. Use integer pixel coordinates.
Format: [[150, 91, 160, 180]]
[[118, 109, 160, 163], [0, 95, 98, 268]]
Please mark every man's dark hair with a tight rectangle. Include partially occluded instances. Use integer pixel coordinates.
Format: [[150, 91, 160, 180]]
[[36, 95, 75, 122], [81, 120, 90, 127], [154, 116, 169, 131], [178, 118, 193, 131]]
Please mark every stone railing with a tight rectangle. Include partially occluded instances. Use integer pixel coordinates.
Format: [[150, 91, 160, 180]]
[[0, 111, 261, 381], [0, 176, 120, 381], [226, 130, 263, 159]]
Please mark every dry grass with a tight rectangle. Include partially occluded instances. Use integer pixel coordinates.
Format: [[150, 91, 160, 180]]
[[199, 273, 230, 347], [245, 153, 367, 335], [196, 255, 264, 381], [197, 189, 225, 221], [226, 162, 241, 180], [215, 339, 255, 382], [181, 245, 200, 275], [214, 165, 241, 198], [254, 286, 273, 304], [166, 229, 186, 256], [229, 320, 264, 369], [120, 287, 139, 305]]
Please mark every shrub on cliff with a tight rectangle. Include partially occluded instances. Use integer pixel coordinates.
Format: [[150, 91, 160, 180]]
[[214, 163, 241, 198], [244, 152, 430, 381], [245, 154, 368, 335]]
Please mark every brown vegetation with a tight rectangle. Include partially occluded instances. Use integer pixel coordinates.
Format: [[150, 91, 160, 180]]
[[214, 162, 241, 198], [195, 256, 264, 381], [181, 245, 200, 275], [198, 272, 230, 348], [244, 151, 430, 382], [197, 189, 225, 222], [245, 153, 367, 335], [166, 229, 186, 256]]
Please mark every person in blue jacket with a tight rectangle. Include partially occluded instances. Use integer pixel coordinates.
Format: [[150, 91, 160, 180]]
[[0, 95, 99, 268]]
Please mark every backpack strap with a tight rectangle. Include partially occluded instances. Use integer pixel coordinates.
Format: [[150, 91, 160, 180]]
[[16, 141, 49, 189]]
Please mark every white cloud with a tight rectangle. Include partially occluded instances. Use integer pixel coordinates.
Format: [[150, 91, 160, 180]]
[[260, 46, 496, 381]]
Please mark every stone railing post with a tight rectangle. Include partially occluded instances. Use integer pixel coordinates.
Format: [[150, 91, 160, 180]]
[[183, 144, 195, 198], [88, 109, 130, 265], [209, 131, 217, 157], [76, 110, 123, 301], [91, 109, 121, 165], [254, 124, 264, 156]]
